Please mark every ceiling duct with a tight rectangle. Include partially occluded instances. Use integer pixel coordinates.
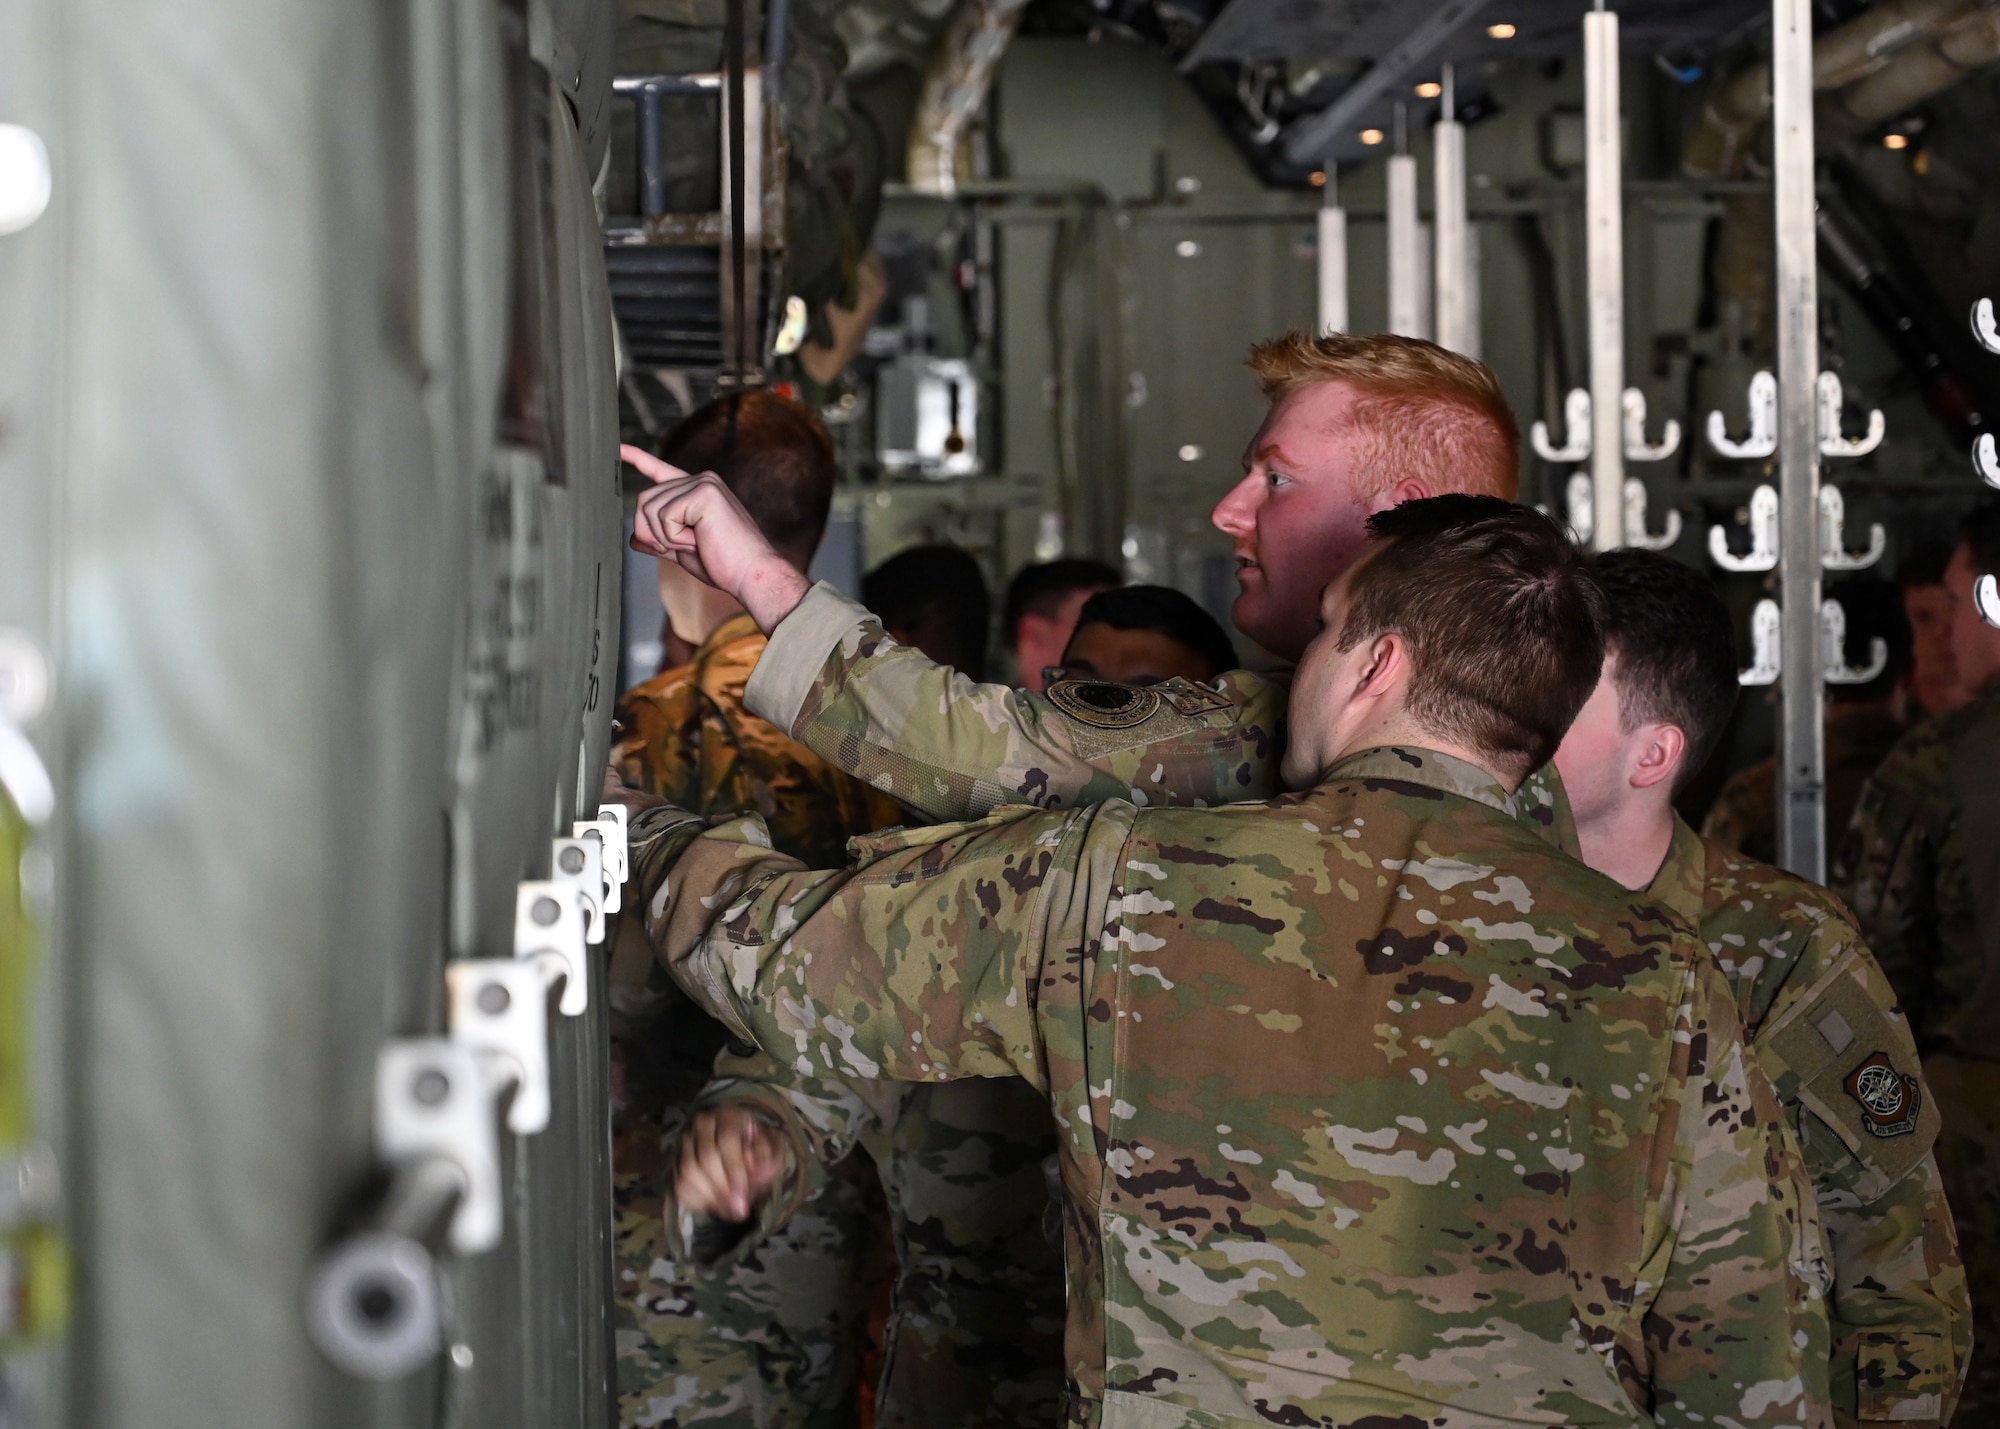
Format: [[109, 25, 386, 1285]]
[[907, 0, 1032, 196]]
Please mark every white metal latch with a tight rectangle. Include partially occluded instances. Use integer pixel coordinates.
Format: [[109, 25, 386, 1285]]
[[1975, 574, 2000, 630], [1818, 485, 1885, 571], [1821, 599, 1889, 685], [514, 882, 588, 1017], [1707, 370, 1778, 460], [573, 804, 629, 915], [1709, 484, 1780, 572], [1563, 471, 1594, 543], [1972, 297, 2000, 355], [1531, 388, 1592, 463], [0, 632, 53, 826], [1739, 599, 1782, 686], [1622, 479, 1681, 550], [1816, 371, 1885, 459], [1621, 388, 1680, 462], [446, 959, 558, 1135], [550, 836, 605, 944], [1973, 432, 2000, 487], [374, 1040, 503, 1255]]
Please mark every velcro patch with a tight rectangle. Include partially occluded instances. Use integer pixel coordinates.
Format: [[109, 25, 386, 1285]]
[[1757, 950, 1937, 1199]]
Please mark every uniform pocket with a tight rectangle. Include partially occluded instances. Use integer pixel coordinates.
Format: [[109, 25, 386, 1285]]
[[1855, 1330, 1947, 1421]]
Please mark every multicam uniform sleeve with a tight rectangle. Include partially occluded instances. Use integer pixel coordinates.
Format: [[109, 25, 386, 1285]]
[[1635, 958, 1833, 1427], [1832, 754, 1942, 1032], [659, 1050, 908, 1268], [623, 795, 1114, 1099], [741, 582, 1285, 821]]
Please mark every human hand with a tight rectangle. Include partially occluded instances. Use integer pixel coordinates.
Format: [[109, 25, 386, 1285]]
[[673, 1104, 786, 1222], [621, 445, 811, 633], [599, 763, 670, 820]]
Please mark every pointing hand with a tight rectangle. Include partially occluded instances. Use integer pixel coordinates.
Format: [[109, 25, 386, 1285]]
[[621, 445, 810, 632]]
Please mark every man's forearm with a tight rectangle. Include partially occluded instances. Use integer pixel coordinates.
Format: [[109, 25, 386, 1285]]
[[744, 583, 1287, 822]]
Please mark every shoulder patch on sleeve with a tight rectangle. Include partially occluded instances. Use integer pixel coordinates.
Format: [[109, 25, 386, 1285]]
[[1758, 949, 1938, 1198], [1045, 680, 1163, 730]]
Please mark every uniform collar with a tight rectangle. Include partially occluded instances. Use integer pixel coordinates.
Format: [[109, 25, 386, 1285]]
[[1642, 814, 1708, 926], [1324, 745, 1518, 819]]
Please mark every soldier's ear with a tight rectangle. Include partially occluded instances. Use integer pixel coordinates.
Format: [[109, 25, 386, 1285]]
[[1355, 632, 1407, 698], [1630, 722, 1685, 792]]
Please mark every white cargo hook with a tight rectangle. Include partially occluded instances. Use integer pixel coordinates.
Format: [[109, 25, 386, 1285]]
[[1816, 371, 1885, 459], [1972, 298, 2000, 356], [1563, 472, 1594, 545], [1708, 484, 1780, 573], [1531, 389, 1592, 464], [1973, 433, 2000, 488], [1818, 485, 1885, 571], [1621, 389, 1680, 462], [1739, 599, 1782, 686], [1820, 600, 1889, 685], [1977, 574, 2000, 630], [1707, 371, 1778, 460], [1622, 479, 1681, 551]]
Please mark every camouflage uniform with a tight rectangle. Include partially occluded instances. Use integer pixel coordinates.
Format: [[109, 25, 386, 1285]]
[[610, 613, 904, 1428], [1702, 709, 1905, 867], [629, 744, 1832, 1428], [1651, 817, 1967, 1425], [1835, 677, 2000, 1418]]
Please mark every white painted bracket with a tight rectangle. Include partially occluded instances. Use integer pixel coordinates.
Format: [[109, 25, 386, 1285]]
[[1564, 472, 1595, 544], [1977, 574, 2000, 629], [1818, 485, 1885, 571], [1973, 297, 2000, 355], [1820, 599, 1889, 685], [1622, 479, 1682, 550], [446, 960, 555, 1135], [514, 882, 588, 1017], [1816, 371, 1885, 458], [1709, 483, 1780, 573], [573, 804, 629, 915], [1740, 599, 1783, 686], [550, 836, 605, 945], [1707, 370, 1778, 460], [1531, 388, 1592, 463], [1621, 388, 1680, 462], [1973, 433, 2000, 487], [375, 1040, 504, 1255]]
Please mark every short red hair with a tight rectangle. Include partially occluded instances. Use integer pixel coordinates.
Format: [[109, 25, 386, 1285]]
[[1246, 332, 1520, 502]]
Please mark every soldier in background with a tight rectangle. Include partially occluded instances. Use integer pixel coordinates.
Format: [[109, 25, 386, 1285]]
[[1897, 542, 1971, 722], [609, 391, 904, 1428], [1557, 551, 1965, 1426], [1702, 576, 1911, 865], [1836, 502, 2000, 1417], [861, 545, 994, 681], [1051, 585, 1238, 689], [625, 498, 1830, 1428], [1002, 558, 1120, 693]]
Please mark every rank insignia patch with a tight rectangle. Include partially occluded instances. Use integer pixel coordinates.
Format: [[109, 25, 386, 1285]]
[[1045, 680, 1162, 730], [1844, 1052, 1923, 1138]]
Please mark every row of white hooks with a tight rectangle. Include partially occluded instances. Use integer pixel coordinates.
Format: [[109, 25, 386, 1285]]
[[1735, 597, 1890, 688], [1534, 373, 1884, 465], [1971, 301, 2000, 629]]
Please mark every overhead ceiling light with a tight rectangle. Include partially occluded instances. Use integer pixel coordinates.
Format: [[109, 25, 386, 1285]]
[[1415, 81, 1442, 98], [1487, 22, 1517, 38], [1360, 128, 1385, 145], [1884, 132, 1910, 150]]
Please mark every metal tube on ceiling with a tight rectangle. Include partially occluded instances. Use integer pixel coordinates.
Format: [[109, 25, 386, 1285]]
[[1433, 65, 1474, 356], [1774, 0, 1828, 879], [1584, 8, 1624, 552], [1319, 166, 1348, 336]]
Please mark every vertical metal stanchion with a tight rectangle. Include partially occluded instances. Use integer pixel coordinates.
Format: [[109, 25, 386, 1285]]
[[1387, 104, 1424, 339], [1434, 66, 1472, 356], [1773, 0, 1826, 879], [1319, 164, 1348, 336], [1583, 4, 1624, 552]]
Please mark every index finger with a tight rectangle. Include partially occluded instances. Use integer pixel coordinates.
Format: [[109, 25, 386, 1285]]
[[620, 443, 692, 485]]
